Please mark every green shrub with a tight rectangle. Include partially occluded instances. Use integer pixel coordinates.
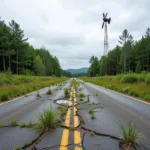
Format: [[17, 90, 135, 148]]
[[33, 107, 57, 131], [145, 76, 150, 84], [20, 69, 32, 75], [138, 75, 145, 83], [144, 94, 150, 100], [0, 93, 9, 101], [79, 93, 85, 97], [121, 74, 138, 83], [128, 89, 139, 97], [46, 89, 52, 95], [120, 122, 143, 145]]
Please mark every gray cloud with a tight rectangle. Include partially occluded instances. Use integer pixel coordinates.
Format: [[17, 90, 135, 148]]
[[0, 0, 150, 69]]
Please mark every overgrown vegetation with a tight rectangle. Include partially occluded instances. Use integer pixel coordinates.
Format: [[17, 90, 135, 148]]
[[80, 74, 150, 101], [46, 88, 52, 95], [0, 74, 67, 101], [33, 107, 57, 131], [120, 122, 143, 145], [9, 120, 18, 126], [71, 78, 77, 90], [79, 93, 85, 97], [88, 108, 95, 119], [58, 105, 67, 116], [64, 88, 69, 98], [15, 146, 22, 150]]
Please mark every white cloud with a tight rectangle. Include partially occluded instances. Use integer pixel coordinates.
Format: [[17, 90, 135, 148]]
[[0, 0, 150, 69]]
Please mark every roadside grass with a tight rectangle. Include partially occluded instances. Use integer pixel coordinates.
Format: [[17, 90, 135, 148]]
[[80, 74, 150, 101], [33, 107, 57, 131], [46, 88, 52, 95], [64, 88, 69, 98], [0, 74, 67, 102], [120, 122, 143, 145]]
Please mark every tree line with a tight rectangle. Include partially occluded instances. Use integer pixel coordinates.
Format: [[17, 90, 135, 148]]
[[88, 28, 150, 76], [0, 18, 62, 76]]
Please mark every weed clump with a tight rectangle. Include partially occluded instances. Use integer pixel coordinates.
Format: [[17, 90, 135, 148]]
[[34, 107, 57, 131], [120, 122, 143, 146], [80, 98, 83, 101], [88, 108, 95, 119], [64, 88, 69, 98], [79, 93, 85, 97], [15, 146, 22, 150], [9, 120, 18, 126], [37, 91, 41, 98], [46, 89, 52, 95]]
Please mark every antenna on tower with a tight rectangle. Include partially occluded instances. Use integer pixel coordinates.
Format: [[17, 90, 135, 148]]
[[102, 13, 111, 56]]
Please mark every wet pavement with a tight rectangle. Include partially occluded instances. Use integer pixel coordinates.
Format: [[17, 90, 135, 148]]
[[0, 79, 149, 150]]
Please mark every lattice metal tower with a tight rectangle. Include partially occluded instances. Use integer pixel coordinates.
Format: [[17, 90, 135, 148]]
[[102, 13, 111, 56]]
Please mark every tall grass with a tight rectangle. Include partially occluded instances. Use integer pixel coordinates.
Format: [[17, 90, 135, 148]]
[[0, 73, 67, 101], [33, 107, 57, 131], [80, 73, 150, 101], [120, 122, 143, 145], [64, 88, 69, 98]]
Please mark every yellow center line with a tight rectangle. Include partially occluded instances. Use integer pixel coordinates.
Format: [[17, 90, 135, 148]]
[[59, 95, 72, 150], [74, 91, 82, 150]]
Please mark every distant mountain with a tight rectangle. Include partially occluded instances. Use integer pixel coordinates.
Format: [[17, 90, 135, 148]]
[[67, 67, 88, 74]]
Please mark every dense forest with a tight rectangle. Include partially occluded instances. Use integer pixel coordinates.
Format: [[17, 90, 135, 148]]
[[0, 18, 62, 76], [88, 28, 150, 76]]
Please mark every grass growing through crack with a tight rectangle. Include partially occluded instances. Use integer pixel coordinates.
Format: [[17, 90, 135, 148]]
[[20, 123, 26, 128], [69, 127, 75, 131], [15, 146, 22, 150], [80, 98, 83, 101], [87, 95, 90, 102], [37, 91, 41, 98], [46, 88, 52, 95], [120, 122, 143, 145], [79, 93, 85, 97], [64, 88, 69, 98], [58, 105, 67, 116], [33, 107, 57, 131], [9, 120, 18, 126], [88, 108, 95, 119]]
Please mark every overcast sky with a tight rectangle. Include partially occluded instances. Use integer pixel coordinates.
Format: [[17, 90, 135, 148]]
[[0, 0, 150, 69]]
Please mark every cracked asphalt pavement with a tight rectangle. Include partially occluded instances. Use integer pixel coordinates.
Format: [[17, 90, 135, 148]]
[[0, 79, 150, 150]]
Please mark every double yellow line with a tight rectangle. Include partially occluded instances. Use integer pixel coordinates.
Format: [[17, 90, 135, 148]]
[[60, 89, 82, 150]]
